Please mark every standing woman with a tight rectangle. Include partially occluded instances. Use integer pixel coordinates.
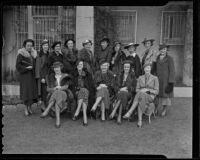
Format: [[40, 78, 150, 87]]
[[109, 60, 137, 124], [77, 40, 96, 77], [141, 38, 157, 75], [72, 60, 95, 126], [110, 41, 126, 76], [124, 43, 142, 78], [95, 36, 112, 70], [123, 63, 159, 127], [156, 44, 175, 117], [35, 39, 50, 111], [90, 60, 116, 121], [16, 39, 38, 116], [62, 39, 78, 77]]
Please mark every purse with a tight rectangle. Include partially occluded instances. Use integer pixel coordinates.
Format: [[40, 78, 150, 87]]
[[165, 83, 174, 94]]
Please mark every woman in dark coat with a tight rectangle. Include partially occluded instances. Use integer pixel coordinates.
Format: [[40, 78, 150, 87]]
[[90, 60, 116, 121], [141, 38, 157, 75], [110, 41, 126, 76], [124, 43, 142, 78], [109, 60, 137, 124], [16, 39, 38, 116], [95, 36, 113, 70], [40, 61, 74, 128], [77, 39, 96, 77], [156, 44, 175, 117], [35, 39, 50, 111], [72, 60, 96, 126], [62, 39, 78, 77]]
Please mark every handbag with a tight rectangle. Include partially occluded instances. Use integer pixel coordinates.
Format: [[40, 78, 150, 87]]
[[165, 83, 174, 94]]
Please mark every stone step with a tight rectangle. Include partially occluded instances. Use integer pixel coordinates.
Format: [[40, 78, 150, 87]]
[[2, 85, 192, 98]]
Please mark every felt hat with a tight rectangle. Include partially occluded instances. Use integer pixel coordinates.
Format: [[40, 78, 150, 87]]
[[51, 41, 61, 49], [23, 39, 35, 47], [100, 36, 110, 44], [159, 44, 170, 50], [64, 39, 75, 47], [41, 39, 49, 46], [99, 59, 109, 66], [82, 39, 93, 46], [51, 61, 64, 68], [124, 43, 139, 49], [143, 62, 152, 69], [141, 38, 155, 45], [122, 60, 133, 65]]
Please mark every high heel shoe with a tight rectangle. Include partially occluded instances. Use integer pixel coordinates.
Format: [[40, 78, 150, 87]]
[[82, 122, 88, 126], [123, 112, 131, 119], [40, 112, 48, 118], [90, 110, 96, 120], [55, 123, 61, 128], [24, 109, 29, 116], [137, 120, 142, 128], [27, 106, 33, 115], [161, 109, 167, 117], [72, 115, 78, 121]]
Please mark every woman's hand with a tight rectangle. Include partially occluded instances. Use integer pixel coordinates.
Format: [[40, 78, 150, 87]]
[[41, 78, 45, 83], [55, 86, 62, 90], [140, 88, 149, 93], [120, 87, 128, 92], [26, 66, 32, 70], [100, 84, 107, 88]]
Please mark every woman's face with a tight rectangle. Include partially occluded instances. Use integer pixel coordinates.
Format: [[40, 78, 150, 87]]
[[84, 43, 92, 50], [54, 66, 61, 74], [67, 40, 74, 49], [124, 63, 130, 73], [54, 44, 61, 52], [144, 65, 151, 74], [25, 42, 33, 52], [128, 46, 135, 53], [101, 41, 108, 50], [77, 61, 84, 71], [160, 47, 167, 55], [114, 44, 120, 52], [100, 63, 109, 73], [42, 43, 49, 53], [144, 41, 152, 49]]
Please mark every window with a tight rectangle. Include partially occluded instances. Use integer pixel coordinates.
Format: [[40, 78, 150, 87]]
[[13, 6, 28, 49], [160, 11, 187, 45], [111, 10, 137, 44]]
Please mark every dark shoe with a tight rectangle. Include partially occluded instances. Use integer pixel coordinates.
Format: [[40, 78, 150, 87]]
[[101, 119, 106, 122], [123, 112, 131, 119], [137, 120, 142, 128], [55, 123, 61, 128], [90, 110, 96, 120], [82, 122, 88, 126], [72, 115, 78, 121], [117, 121, 122, 125]]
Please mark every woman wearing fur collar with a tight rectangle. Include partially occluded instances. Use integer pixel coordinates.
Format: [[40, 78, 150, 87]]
[[16, 39, 38, 116]]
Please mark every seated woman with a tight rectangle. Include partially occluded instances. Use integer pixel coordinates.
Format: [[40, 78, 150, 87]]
[[123, 63, 159, 128], [90, 59, 116, 121], [109, 60, 137, 124], [72, 60, 95, 126], [40, 61, 74, 128]]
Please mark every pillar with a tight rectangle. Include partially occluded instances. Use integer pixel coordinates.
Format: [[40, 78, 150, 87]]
[[183, 8, 193, 86], [76, 6, 94, 53]]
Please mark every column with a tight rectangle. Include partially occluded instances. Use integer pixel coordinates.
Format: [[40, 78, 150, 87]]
[[76, 6, 94, 53], [183, 8, 193, 86]]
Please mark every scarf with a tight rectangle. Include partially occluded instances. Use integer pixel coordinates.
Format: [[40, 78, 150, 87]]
[[17, 47, 37, 59]]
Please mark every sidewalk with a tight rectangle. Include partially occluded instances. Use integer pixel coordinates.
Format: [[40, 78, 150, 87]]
[[2, 98, 192, 157]]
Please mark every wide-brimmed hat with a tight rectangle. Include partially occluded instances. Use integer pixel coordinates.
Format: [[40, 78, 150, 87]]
[[99, 59, 109, 66], [51, 41, 61, 49], [122, 60, 133, 65], [159, 44, 170, 50], [124, 43, 140, 49], [143, 62, 152, 69], [141, 38, 155, 45], [82, 39, 93, 46], [64, 39, 75, 47], [51, 61, 64, 68], [100, 36, 110, 44]]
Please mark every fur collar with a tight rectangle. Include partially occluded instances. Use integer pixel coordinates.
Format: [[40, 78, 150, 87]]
[[17, 48, 37, 58]]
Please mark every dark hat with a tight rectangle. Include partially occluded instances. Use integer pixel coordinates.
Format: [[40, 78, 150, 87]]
[[41, 39, 49, 46], [82, 39, 93, 46], [51, 41, 61, 49], [143, 62, 152, 69], [23, 39, 35, 47], [124, 43, 140, 49], [122, 60, 133, 65], [100, 36, 110, 44], [141, 38, 155, 45], [64, 39, 75, 47], [51, 61, 64, 68], [113, 41, 121, 47], [99, 59, 109, 66], [159, 44, 169, 50]]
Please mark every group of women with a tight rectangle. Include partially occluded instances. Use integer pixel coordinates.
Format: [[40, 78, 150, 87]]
[[16, 36, 175, 128]]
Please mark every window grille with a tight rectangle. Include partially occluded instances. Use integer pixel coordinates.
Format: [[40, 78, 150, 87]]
[[160, 11, 187, 45], [111, 10, 137, 45]]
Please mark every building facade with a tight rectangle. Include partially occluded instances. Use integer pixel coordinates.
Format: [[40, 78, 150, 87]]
[[2, 2, 193, 86]]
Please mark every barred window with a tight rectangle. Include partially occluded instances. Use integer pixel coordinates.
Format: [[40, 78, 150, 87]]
[[111, 10, 137, 45], [160, 11, 187, 45]]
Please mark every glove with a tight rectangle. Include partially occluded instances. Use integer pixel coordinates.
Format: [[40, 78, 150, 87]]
[[146, 91, 151, 94], [165, 83, 174, 94]]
